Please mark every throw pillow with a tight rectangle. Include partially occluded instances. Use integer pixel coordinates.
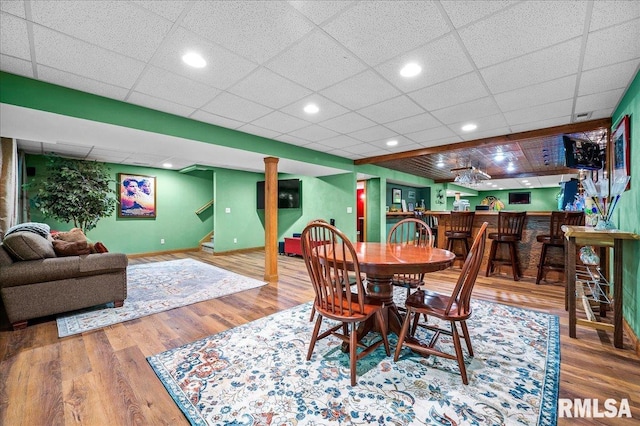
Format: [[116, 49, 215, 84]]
[[93, 242, 109, 253], [2, 231, 56, 261], [52, 240, 91, 256], [4, 222, 51, 238], [53, 228, 87, 243]]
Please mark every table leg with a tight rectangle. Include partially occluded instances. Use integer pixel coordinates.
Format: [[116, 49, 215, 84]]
[[613, 239, 623, 349], [366, 274, 403, 336], [568, 236, 577, 338]]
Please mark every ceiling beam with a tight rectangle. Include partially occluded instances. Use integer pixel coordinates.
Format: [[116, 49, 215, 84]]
[[354, 118, 612, 165]]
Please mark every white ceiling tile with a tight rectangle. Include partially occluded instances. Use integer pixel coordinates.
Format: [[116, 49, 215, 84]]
[[288, 1, 355, 25], [33, 26, 145, 87], [38, 66, 130, 101], [182, 1, 314, 64], [583, 19, 640, 70], [376, 34, 475, 92], [266, 30, 366, 91], [151, 27, 258, 90], [30, 0, 172, 62], [190, 110, 244, 130], [460, 127, 511, 141], [358, 96, 424, 124], [133, 0, 190, 22], [51, 142, 92, 156], [448, 114, 509, 136], [509, 116, 571, 134], [128, 91, 196, 117], [419, 135, 463, 148], [579, 59, 640, 95], [406, 126, 458, 144], [383, 141, 424, 154], [228, 67, 312, 109], [480, 38, 582, 94], [286, 124, 339, 142], [320, 69, 401, 110], [323, 1, 449, 66], [315, 134, 362, 149], [89, 147, 131, 162], [273, 134, 314, 147], [341, 142, 387, 156], [575, 89, 625, 114], [590, 1, 640, 32], [324, 148, 360, 159], [235, 123, 282, 140], [409, 72, 488, 111], [494, 75, 576, 112], [250, 111, 308, 134], [201, 92, 272, 122], [385, 113, 441, 134], [279, 94, 349, 123], [319, 112, 376, 133], [0, 54, 34, 78], [431, 97, 501, 125], [440, 1, 519, 28], [349, 125, 397, 143], [1, 13, 30, 60], [134, 66, 220, 108], [504, 99, 573, 126], [0, 1, 26, 18], [460, 1, 587, 68]]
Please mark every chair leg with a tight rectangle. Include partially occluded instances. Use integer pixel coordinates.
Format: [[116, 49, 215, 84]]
[[463, 237, 470, 258], [460, 320, 473, 356], [536, 244, 547, 284], [307, 316, 323, 360], [375, 310, 391, 356], [485, 240, 497, 276], [350, 322, 357, 386], [394, 308, 413, 361], [509, 242, 520, 281], [309, 305, 316, 322], [451, 322, 468, 385]]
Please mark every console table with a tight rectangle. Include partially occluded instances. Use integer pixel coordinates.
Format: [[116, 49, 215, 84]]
[[563, 225, 639, 349]]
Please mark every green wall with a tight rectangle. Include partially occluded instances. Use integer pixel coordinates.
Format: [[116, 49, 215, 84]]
[[447, 187, 561, 211], [611, 69, 640, 339]]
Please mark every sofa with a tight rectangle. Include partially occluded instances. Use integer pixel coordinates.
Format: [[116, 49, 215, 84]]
[[0, 227, 128, 330]]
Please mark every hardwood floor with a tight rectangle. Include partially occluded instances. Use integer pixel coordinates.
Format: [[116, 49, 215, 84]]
[[1, 250, 639, 425]]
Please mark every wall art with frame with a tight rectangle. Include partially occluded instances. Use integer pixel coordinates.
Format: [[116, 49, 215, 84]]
[[612, 115, 631, 191], [392, 188, 402, 204], [118, 173, 156, 218]]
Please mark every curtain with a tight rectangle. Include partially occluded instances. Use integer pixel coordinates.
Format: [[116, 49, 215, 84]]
[[0, 137, 19, 238]]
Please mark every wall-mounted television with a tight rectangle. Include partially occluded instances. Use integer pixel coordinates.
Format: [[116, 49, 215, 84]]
[[563, 135, 603, 170], [509, 192, 531, 205], [256, 179, 301, 209]]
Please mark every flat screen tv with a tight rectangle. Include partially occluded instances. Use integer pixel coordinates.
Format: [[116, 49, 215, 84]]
[[256, 179, 301, 209], [509, 192, 531, 205], [563, 135, 603, 170]]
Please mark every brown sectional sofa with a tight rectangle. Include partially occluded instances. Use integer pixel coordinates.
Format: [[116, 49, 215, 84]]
[[0, 230, 128, 330]]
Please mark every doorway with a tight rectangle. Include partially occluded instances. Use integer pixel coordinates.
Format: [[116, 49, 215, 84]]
[[357, 181, 366, 242]]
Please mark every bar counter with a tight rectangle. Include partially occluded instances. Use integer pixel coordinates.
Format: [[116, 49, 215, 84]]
[[425, 210, 560, 281]]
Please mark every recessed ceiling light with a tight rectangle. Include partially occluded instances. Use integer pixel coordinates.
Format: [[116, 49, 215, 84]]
[[162, 163, 173, 168], [507, 162, 515, 171], [525, 182, 531, 186], [499, 187, 504, 190], [494, 151, 505, 162], [386, 140, 398, 147], [522, 180, 529, 183], [436, 160, 445, 168], [461, 123, 477, 132], [182, 52, 206, 68], [303, 103, 319, 114], [400, 62, 422, 78]]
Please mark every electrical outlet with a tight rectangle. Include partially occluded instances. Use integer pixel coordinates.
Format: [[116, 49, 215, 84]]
[[160, 238, 165, 244], [347, 207, 353, 213], [233, 238, 237, 243], [225, 207, 231, 213]]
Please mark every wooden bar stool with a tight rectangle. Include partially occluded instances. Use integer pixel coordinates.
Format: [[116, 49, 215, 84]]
[[445, 211, 475, 264], [536, 211, 584, 284], [486, 211, 527, 281]]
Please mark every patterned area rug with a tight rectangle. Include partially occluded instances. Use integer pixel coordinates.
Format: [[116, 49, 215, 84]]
[[147, 289, 559, 426], [57, 258, 267, 337]]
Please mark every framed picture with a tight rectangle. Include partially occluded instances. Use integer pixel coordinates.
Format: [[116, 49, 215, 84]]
[[118, 173, 156, 218], [407, 202, 415, 212], [392, 188, 402, 204], [612, 115, 631, 190], [408, 190, 415, 200]]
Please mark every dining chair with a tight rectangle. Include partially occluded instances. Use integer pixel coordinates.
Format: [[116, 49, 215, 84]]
[[445, 211, 475, 265], [486, 211, 527, 281], [393, 222, 488, 385], [301, 221, 391, 386], [536, 211, 584, 284], [387, 218, 434, 301]]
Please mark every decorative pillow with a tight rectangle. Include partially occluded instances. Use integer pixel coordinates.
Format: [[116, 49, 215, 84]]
[[92, 242, 109, 253], [2, 231, 56, 260], [4, 222, 51, 238], [53, 228, 87, 243], [52, 239, 91, 256]]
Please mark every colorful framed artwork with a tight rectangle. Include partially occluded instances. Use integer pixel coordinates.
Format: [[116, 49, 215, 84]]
[[392, 188, 402, 204], [612, 115, 631, 190], [118, 173, 156, 218]]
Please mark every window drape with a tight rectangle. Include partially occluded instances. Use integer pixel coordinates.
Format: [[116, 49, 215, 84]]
[[0, 137, 19, 238]]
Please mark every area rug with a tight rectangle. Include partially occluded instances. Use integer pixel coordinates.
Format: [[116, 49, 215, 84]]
[[147, 290, 560, 426], [57, 258, 267, 337]]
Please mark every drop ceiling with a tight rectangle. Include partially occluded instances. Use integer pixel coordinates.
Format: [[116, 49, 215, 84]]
[[1, 1, 638, 188]]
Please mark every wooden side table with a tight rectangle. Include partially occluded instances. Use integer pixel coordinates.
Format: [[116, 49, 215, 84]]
[[563, 225, 639, 349]]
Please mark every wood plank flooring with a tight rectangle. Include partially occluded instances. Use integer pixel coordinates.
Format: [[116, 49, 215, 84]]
[[1, 250, 639, 425]]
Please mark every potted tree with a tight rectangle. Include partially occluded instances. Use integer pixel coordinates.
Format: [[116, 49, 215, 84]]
[[29, 156, 116, 233]]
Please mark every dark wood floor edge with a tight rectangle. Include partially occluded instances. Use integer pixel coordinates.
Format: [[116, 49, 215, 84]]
[[623, 319, 640, 357]]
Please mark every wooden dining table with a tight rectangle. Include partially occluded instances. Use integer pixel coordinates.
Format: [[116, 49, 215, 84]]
[[337, 242, 456, 338]]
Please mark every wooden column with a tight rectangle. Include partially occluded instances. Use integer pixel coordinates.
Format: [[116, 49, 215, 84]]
[[263, 157, 279, 282]]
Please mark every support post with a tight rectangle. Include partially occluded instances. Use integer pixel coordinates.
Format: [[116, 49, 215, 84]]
[[264, 157, 279, 282]]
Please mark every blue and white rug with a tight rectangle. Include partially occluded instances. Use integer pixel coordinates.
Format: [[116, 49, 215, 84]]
[[57, 258, 267, 337], [147, 291, 560, 426]]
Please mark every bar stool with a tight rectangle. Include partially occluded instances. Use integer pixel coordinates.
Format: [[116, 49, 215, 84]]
[[536, 211, 584, 284], [486, 211, 527, 281], [445, 211, 475, 264]]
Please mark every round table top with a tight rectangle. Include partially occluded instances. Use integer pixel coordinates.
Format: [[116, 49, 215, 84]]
[[353, 242, 455, 276]]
